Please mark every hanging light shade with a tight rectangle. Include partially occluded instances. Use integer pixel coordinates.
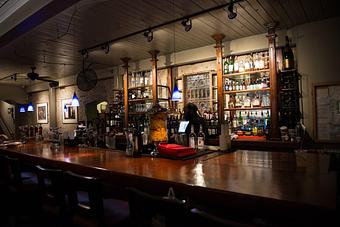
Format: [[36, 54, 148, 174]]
[[19, 105, 26, 113], [171, 84, 182, 102], [27, 102, 34, 112], [71, 92, 80, 107], [63, 104, 68, 113]]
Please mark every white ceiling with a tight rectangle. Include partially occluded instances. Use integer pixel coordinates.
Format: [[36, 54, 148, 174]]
[[0, 0, 339, 86]]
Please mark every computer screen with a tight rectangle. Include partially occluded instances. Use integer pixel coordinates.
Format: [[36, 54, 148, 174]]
[[178, 121, 189, 133]]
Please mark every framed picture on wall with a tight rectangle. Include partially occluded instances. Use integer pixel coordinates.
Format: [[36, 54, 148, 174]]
[[314, 83, 340, 142], [62, 99, 78, 124], [37, 103, 48, 124]]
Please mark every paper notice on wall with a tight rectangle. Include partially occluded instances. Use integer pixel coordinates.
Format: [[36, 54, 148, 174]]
[[316, 86, 340, 141]]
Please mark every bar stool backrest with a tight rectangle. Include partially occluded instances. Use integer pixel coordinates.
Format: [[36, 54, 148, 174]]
[[35, 165, 65, 204], [64, 171, 104, 224], [126, 187, 189, 227]]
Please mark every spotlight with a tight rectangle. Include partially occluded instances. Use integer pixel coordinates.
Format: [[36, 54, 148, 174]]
[[227, 0, 237, 19], [143, 30, 153, 42], [101, 43, 110, 54], [181, 18, 192, 32]]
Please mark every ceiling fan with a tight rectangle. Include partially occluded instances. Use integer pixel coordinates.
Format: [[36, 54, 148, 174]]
[[27, 66, 59, 87]]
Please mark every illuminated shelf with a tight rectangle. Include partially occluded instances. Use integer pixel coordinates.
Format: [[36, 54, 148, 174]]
[[224, 88, 270, 94]]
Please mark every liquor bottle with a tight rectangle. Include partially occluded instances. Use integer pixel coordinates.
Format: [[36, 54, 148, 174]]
[[244, 55, 250, 71], [224, 79, 230, 91], [223, 58, 229, 74], [283, 36, 294, 70], [228, 56, 234, 73], [244, 94, 251, 107], [189, 125, 197, 149], [197, 124, 205, 151], [234, 56, 239, 73]]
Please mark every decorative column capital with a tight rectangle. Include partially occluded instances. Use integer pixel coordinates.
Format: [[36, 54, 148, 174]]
[[121, 57, 131, 68], [265, 22, 279, 39], [149, 50, 160, 61], [212, 33, 225, 48]]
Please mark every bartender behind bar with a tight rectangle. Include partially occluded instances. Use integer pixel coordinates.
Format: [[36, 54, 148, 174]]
[[183, 103, 208, 137]]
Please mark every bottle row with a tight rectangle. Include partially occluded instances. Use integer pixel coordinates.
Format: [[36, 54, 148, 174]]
[[129, 71, 152, 88], [224, 51, 269, 75], [129, 103, 153, 113], [224, 74, 270, 91], [187, 88, 211, 99], [128, 88, 152, 100], [226, 92, 270, 109], [229, 110, 270, 136], [189, 124, 206, 151]]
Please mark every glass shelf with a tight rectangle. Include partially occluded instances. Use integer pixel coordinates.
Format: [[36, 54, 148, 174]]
[[223, 69, 269, 77], [224, 88, 270, 94]]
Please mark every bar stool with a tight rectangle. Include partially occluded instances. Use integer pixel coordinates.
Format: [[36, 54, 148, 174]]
[[35, 165, 67, 225], [126, 187, 190, 227], [1, 155, 41, 225], [64, 171, 130, 227]]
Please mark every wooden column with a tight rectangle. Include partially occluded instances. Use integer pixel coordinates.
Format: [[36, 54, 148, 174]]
[[212, 34, 225, 124], [149, 50, 159, 105], [167, 67, 173, 109], [121, 57, 130, 128], [266, 23, 280, 139]]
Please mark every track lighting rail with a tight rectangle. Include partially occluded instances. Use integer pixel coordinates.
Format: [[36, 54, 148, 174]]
[[78, 0, 244, 54]]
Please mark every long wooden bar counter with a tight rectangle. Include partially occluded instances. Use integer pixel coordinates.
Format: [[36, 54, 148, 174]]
[[0, 142, 338, 225]]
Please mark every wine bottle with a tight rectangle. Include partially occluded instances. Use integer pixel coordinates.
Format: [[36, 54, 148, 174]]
[[283, 36, 294, 70], [228, 56, 234, 73], [189, 125, 197, 149], [197, 124, 205, 151], [223, 58, 229, 74]]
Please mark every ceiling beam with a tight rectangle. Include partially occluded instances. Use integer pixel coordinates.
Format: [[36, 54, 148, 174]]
[[0, 0, 82, 49]]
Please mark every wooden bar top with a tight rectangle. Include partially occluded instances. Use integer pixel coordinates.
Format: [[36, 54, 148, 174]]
[[0, 142, 337, 218]]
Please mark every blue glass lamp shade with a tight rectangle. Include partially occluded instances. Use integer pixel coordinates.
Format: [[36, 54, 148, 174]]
[[19, 105, 26, 113], [171, 84, 182, 101], [63, 104, 68, 112], [71, 92, 80, 107], [27, 102, 34, 112]]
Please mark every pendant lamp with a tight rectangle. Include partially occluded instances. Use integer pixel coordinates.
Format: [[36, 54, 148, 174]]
[[27, 102, 34, 112], [71, 92, 80, 107]]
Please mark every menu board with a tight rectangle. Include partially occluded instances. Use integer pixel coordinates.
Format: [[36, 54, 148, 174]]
[[315, 84, 340, 142], [183, 72, 211, 114]]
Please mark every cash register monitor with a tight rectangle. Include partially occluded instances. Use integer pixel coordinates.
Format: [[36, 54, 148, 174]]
[[178, 121, 189, 133]]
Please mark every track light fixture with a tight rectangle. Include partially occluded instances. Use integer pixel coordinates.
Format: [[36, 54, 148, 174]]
[[181, 18, 192, 32], [143, 30, 153, 42], [80, 49, 89, 59], [227, 0, 237, 19], [101, 43, 110, 54]]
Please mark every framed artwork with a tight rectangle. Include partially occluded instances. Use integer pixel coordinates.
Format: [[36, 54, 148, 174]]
[[37, 103, 48, 124], [62, 99, 78, 124], [314, 83, 340, 142]]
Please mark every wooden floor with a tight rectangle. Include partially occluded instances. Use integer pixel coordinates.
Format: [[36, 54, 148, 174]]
[[1, 142, 338, 225]]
